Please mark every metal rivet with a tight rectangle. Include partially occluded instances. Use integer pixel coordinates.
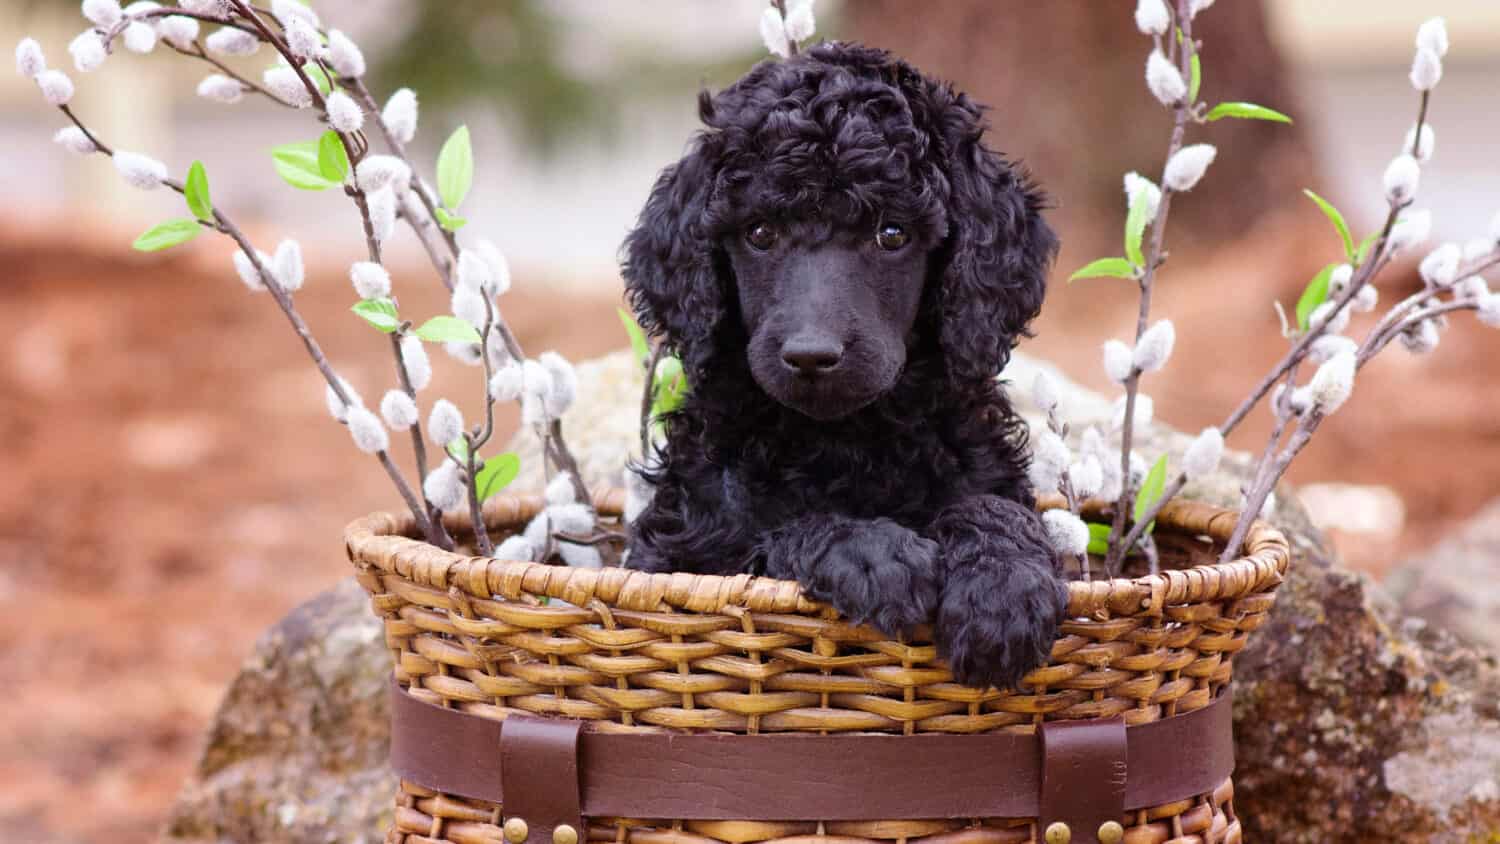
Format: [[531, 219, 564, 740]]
[[503, 817, 529, 844], [1044, 821, 1071, 844], [552, 824, 578, 844], [1098, 820, 1125, 844]]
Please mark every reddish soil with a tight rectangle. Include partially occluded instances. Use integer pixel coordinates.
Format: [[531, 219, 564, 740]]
[[1, 206, 1496, 843]]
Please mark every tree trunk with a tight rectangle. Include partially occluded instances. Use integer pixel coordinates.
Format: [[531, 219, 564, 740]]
[[844, 2, 1316, 256]]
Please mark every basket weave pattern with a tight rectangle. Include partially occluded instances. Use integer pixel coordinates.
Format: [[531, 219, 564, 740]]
[[347, 491, 1288, 844]]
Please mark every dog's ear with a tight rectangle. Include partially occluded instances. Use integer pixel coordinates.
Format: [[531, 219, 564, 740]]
[[931, 97, 1058, 381], [621, 126, 726, 379]]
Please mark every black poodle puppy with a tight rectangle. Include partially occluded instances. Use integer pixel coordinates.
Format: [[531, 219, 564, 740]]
[[620, 42, 1067, 691]]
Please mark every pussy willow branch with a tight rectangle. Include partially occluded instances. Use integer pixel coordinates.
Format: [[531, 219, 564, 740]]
[[464, 443, 493, 555], [1104, 0, 1197, 571], [770, 0, 799, 56], [638, 342, 665, 460]]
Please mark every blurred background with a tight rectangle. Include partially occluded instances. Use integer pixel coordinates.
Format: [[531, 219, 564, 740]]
[[1, 1, 1497, 841]]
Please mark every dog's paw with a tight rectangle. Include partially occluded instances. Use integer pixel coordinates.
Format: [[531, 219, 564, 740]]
[[936, 564, 1067, 691], [792, 518, 941, 636]]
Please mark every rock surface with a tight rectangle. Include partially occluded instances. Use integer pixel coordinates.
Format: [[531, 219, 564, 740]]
[[1387, 497, 1500, 653], [165, 350, 1500, 843]]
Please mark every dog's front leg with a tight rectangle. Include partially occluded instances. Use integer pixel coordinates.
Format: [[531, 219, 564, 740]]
[[757, 514, 941, 637], [928, 495, 1068, 691]]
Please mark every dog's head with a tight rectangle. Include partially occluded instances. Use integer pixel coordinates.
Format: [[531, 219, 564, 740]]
[[623, 42, 1056, 420]]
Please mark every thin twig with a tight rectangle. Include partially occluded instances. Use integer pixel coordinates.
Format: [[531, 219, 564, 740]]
[[638, 341, 665, 459]]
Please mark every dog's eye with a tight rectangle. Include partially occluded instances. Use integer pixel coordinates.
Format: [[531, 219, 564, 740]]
[[745, 222, 779, 251], [876, 223, 909, 251]]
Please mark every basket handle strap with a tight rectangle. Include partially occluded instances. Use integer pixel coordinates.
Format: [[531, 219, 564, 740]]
[[1039, 715, 1128, 844], [499, 715, 584, 844]]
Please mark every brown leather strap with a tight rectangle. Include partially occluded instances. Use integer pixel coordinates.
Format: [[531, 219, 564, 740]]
[[500, 716, 583, 844], [390, 680, 1233, 821], [1039, 716, 1128, 844]]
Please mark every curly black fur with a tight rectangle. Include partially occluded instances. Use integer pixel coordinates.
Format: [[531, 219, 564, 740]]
[[620, 42, 1067, 691]]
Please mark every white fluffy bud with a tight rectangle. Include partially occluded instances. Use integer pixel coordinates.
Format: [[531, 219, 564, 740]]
[[37, 69, 75, 105], [399, 335, 431, 391], [1477, 294, 1500, 328], [1405, 123, 1435, 162], [270, 0, 318, 28], [1388, 209, 1432, 253], [1455, 276, 1490, 300], [427, 399, 464, 447], [325, 29, 366, 78], [1308, 300, 1350, 335], [1145, 49, 1186, 106], [495, 535, 538, 562], [1400, 319, 1441, 354], [451, 284, 488, 329], [263, 65, 311, 108], [232, 248, 269, 291], [784, 0, 815, 42], [1328, 263, 1354, 294], [1307, 351, 1356, 414], [521, 359, 555, 426], [157, 15, 199, 49], [382, 88, 418, 144], [205, 27, 258, 56], [272, 239, 304, 292], [1410, 48, 1442, 92], [122, 21, 157, 54], [1416, 17, 1449, 58], [489, 361, 524, 402], [178, 0, 229, 15], [1308, 334, 1357, 364], [624, 466, 655, 525], [355, 154, 410, 193], [422, 460, 466, 513], [82, 0, 123, 28], [1132, 319, 1175, 373], [1134, 0, 1170, 35], [1183, 427, 1224, 479], [324, 375, 361, 422], [367, 186, 396, 244], [539, 351, 577, 419], [16, 38, 46, 79], [53, 126, 97, 155], [545, 472, 577, 507], [283, 17, 320, 61], [1069, 455, 1104, 500], [379, 390, 418, 430], [474, 239, 512, 296], [759, 7, 788, 58], [456, 249, 493, 292], [1031, 371, 1059, 415], [68, 30, 107, 72], [1163, 144, 1217, 191], [1419, 242, 1461, 287], [1042, 509, 1090, 557], [113, 150, 167, 190], [1102, 339, 1134, 384], [346, 406, 389, 454], [325, 91, 363, 133], [349, 261, 390, 300], [444, 340, 482, 366], [1027, 429, 1071, 495], [1123, 171, 1162, 223], [196, 73, 244, 103], [1383, 154, 1420, 203]]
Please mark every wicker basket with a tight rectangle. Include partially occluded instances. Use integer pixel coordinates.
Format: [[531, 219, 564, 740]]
[[347, 490, 1289, 844]]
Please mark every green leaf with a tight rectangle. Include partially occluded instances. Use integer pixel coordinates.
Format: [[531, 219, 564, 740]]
[[474, 453, 521, 502], [651, 354, 689, 417], [303, 62, 332, 96], [271, 141, 338, 191], [1206, 102, 1292, 124], [436, 125, 473, 210], [1086, 522, 1112, 557], [1295, 263, 1337, 332], [446, 437, 470, 462], [1124, 186, 1149, 267], [433, 207, 468, 231], [184, 160, 213, 222], [132, 218, 201, 252], [415, 315, 482, 344], [1188, 52, 1202, 104], [1133, 454, 1169, 535], [1303, 189, 1355, 259], [617, 307, 650, 366], [316, 130, 349, 183], [351, 298, 400, 333], [1354, 231, 1380, 265], [1069, 257, 1136, 282]]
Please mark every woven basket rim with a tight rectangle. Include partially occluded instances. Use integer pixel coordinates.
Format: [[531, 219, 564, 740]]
[[345, 489, 1289, 619]]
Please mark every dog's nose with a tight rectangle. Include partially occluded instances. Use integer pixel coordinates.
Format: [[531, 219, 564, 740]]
[[781, 336, 844, 374]]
